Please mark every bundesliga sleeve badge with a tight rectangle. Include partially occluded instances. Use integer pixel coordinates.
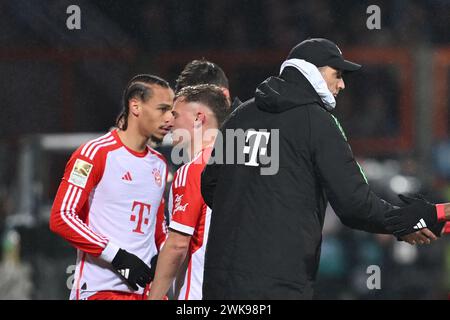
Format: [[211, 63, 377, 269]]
[[69, 159, 93, 188]]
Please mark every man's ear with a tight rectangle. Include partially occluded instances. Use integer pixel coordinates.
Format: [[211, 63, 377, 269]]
[[221, 88, 230, 100], [129, 98, 140, 116], [195, 112, 206, 127]]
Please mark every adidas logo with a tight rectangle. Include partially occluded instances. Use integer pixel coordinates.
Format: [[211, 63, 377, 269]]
[[118, 268, 130, 279], [413, 218, 427, 230], [122, 172, 132, 181]]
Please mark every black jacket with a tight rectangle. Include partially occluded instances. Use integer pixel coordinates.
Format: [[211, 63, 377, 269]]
[[201, 67, 394, 299]]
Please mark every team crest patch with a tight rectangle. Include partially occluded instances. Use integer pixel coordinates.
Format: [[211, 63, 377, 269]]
[[152, 168, 162, 187], [68, 159, 93, 188]]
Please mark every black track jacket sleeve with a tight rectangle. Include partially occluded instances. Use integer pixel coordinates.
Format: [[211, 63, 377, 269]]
[[201, 144, 221, 209], [309, 105, 394, 234]]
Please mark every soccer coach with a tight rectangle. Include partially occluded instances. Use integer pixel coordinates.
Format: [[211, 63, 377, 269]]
[[200, 38, 441, 299]]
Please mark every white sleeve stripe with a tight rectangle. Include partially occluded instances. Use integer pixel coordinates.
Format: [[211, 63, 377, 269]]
[[67, 187, 108, 244], [67, 187, 108, 243], [65, 182, 109, 243], [176, 165, 185, 188], [67, 211, 108, 242], [67, 212, 108, 242], [89, 140, 117, 160], [180, 166, 187, 186], [179, 152, 202, 188], [175, 166, 183, 188], [174, 165, 184, 188], [60, 185, 107, 248], [84, 133, 112, 154], [81, 132, 111, 154], [67, 184, 77, 212], [61, 184, 73, 211], [80, 133, 107, 155], [181, 163, 191, 187], [60, 187, 106, 248], [81, 132, 112, 156], [83, 135, 114, 158], [84, 136, 115, 158], [63, 186, 107, 246], [169, 221, 195, 235]]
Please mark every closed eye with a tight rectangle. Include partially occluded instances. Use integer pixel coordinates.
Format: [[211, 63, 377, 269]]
[[158, 104, 172, 112]]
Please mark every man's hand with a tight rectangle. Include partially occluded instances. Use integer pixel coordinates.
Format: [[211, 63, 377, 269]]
[[384, 194, 439, 238], [147, 230, 190, 300], [400, 228, 437, 245], [111, 249, 152, 291]]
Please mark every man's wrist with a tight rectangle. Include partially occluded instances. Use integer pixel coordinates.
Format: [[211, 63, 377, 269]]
[[100, 241, 121, 263]]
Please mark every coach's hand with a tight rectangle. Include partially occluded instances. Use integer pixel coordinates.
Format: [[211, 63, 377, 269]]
[[400, 228, 437, 245], [384, 194, 439, 238], [111, 249, 152, 290]]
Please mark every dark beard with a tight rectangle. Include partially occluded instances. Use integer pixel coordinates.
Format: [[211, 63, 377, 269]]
[[149, 135, 163, 147]]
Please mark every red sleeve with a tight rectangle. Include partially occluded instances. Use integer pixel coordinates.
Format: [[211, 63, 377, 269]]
[[155, 198, 168, 251], [49, 146, 109, 257], [169, 163, 204, 236], [443, 222, 450, 235]]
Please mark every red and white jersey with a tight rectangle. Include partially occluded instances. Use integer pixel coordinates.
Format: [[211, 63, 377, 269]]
[[50, 130, 168, 300], [168, 147, 213, 300], [436, 204, 450, 235]]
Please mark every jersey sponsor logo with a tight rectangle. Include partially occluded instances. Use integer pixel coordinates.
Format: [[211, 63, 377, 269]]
[[174, 194, 189, 214], [152, 168, 162, 187], [243, 130, 271, 167], [68, 159, 93, 188], [130, 201, 152, 234]]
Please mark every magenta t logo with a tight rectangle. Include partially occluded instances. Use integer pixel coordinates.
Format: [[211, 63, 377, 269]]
[[130, 201, 151, 234]]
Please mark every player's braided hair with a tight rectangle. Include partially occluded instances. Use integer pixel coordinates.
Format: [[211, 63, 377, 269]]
[[175, 59, 229, 93], [174, 84, 230, 127], [116, 74, 170, 130]]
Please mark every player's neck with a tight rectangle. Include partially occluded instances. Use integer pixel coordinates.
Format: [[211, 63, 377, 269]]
[[189, 132, 217, 160], [117, 128, 148, 153]]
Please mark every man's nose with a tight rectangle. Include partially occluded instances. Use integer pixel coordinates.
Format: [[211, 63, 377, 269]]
[[339, 78, 345, 90], [164, 111, 174, 125]]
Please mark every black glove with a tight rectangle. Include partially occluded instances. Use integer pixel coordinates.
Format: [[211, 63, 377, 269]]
[[411, 195, 446, 236], [111, 249, 152, 291], [384, 194, 438, 237], [429, 221, 446, 237]]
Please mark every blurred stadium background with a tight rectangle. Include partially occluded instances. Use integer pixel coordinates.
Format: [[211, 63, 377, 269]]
[[0, 0, 449, 299]]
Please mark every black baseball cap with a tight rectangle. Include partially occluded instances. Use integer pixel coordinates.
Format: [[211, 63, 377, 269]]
[[287, 38, 361, 72]]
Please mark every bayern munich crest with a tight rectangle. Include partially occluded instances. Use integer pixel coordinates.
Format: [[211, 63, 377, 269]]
[[152, 168, 162, 187]]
